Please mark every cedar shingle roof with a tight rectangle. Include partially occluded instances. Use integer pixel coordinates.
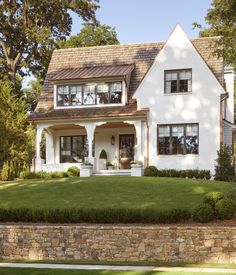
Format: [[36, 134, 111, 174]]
[[30, 37, 224, 122], [51, 64, 135, 81]]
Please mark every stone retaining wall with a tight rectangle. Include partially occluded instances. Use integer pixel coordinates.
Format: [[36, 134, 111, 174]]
[[0, 224, 236, 263]]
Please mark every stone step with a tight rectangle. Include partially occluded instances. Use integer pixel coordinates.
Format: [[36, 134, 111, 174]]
[[92, 169, 131, 176]]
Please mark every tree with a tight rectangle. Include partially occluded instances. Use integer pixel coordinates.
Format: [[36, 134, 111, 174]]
[[23, 77, 43, 112], [193, 0, 236, 66], [0, 81, 30, 171], [60, 24, 119, 48], [0, 0, 99, 87]]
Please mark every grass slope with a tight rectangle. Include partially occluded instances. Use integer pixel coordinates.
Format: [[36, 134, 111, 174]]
[[0, 177, 233, 210]]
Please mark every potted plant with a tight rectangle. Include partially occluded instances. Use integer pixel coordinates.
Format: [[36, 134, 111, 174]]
[[99, 149, 107, 170], [130, 160, 143, 168], [107, 161, 114, 170]]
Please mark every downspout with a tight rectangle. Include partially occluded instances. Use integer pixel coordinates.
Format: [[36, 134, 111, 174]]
[[145, 117, 149, 167], [220, 93, 229, 144]]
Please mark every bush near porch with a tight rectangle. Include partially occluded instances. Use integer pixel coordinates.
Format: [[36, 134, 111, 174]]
[[0, 177, 234, 224]]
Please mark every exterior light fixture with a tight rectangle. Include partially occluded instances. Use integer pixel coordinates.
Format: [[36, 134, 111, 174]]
[[111, 135, 115, 145]]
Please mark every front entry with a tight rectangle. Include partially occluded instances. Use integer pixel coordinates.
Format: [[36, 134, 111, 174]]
[[119, 134, 134, 169]]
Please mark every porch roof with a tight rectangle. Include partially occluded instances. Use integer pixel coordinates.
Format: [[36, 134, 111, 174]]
[[29, 101, 148, 122]]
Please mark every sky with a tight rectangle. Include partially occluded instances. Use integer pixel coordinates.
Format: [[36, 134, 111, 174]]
[[70, 0, 212, 43], [23, 0, 212, 87]]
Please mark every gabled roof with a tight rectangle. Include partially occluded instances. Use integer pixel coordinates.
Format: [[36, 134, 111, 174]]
[[51, 64, 135, 82], [30, 36, 224, 122]]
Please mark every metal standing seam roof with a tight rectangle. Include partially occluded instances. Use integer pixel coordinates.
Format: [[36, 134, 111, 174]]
[[51, 64, 135, 81]]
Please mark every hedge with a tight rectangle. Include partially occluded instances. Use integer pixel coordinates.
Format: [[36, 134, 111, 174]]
[[0, 208, 191, 224]]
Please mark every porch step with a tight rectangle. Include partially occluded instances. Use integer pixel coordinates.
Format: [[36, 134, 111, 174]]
[[92, 169, 131, 176]]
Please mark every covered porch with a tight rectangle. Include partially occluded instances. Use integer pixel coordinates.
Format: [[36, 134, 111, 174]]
[[33, 119, 148, 174]]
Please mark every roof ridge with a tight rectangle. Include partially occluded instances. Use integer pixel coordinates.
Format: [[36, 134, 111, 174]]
[[54, 36, 221, 52]]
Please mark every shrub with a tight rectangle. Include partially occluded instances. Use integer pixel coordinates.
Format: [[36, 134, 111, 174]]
[[51, 172, 68, 178], [1, 162, 10, 181], [144, 166, 158, 177], [214, 145, 235, 181], [215, 199, 236, 220], [0, 207, 192, 224], [203, 192, 225, 208], [37, 171, 52, 179], [99, 149, 107, 159], [155, 169, 211, 179], [226, 188, 236, 201], [67, 166, 80, 177], [192, 203, 214, 223], [20, 171, 39, 179]]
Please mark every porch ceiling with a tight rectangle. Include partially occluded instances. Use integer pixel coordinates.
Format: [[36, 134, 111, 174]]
[[49, 124, 84, 130]]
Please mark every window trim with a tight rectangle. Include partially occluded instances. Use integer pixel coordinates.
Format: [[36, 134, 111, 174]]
[[164, 69, 192, 94], [157, 123, 199, 156], [54, 81, 125, 109], [59, 135, 88, 163]]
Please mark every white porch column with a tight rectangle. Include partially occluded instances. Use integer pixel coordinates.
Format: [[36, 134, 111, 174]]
[[125, 120, 143, 161], [45, 128, 55, 164], [35, 124, 44, 172]]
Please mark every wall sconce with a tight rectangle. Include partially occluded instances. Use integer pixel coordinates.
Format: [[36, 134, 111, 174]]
[[111, 135, 115, 145]]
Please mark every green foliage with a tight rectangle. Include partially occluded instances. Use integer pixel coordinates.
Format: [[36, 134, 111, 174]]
[[1, 162, 9, 181], [193, 0, 236, 66], [20, 171, 69, 180], [0, 81, 29, 174], [156, 169, 211, 179], [99, 149, 107, 159], [0, 207, 191, 224], [0, 1, 99, 84], [214, 145, 235, 181], [203, 191, 225, 208], [226, 187, 236, 201], [60, 24, 119, 49], [144, 166, 158, 177], [67, 166, 80, 177], [192, 203, 214, 223], [215, 198, 236, 219], [23, 77, 43, 112]]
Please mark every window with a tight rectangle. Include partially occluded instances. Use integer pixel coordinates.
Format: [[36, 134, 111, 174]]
[[157, 124, 198, 155], [56, 82, 123, 107], [164, 69, 192, 94], [60, 136, 88, 163]]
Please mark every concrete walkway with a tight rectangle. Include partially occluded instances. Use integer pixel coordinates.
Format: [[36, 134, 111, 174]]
[[0, 263, 236, 273]]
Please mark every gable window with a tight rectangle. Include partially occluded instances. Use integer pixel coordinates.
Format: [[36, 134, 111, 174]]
[[56, 81, 122, 107], [60, 136, 88, 163], [157, 123, 198, 155], [164, 69, 192, 94]]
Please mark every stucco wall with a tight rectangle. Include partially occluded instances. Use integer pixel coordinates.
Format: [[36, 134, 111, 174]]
[[135, 26, 224, 173], [0, 224, 236, 263]]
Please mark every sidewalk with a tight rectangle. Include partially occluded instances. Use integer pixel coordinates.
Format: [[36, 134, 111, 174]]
[[1, 262, 236, 273]]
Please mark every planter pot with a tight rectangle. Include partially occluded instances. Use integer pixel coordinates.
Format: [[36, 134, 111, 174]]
[[107, 166, 114, 170], [99, 159, 107, 170], [131, 166, 144, 177], [80, 164, 93, 177]]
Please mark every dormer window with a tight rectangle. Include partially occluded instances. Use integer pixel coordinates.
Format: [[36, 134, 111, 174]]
[[164, 69, 192, 94], [56, 81, 123, 107]]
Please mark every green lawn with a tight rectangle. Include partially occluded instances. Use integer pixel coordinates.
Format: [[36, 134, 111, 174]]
[[0, 268, 232, 275], [0, 177, 233, 210]]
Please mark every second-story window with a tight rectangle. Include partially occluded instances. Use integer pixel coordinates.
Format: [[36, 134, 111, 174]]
[[57, 82, 122, 107], [164, 69, 192, 94]]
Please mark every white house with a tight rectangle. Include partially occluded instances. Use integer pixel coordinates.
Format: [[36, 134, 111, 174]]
[[29, 25, 235, 175]]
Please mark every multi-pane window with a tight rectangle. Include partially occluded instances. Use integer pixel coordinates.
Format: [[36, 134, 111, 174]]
[[157, 124, 198, 155], [57, 82, 122, 107], [60, 136, 88, 163], [164, 69, 192, 94]]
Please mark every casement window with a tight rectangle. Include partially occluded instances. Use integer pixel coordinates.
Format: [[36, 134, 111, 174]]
[[60, 136, 88, 163], [57, 82, 122, 107], [157, 124, 198, 155], [164, 69, 192, 93]]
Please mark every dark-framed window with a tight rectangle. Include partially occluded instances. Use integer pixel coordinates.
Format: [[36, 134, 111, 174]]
[[60, 136, 88, 163], [164, 69, 192, 94], [57, 82, 122, 107], [157, 123, 198, 155]]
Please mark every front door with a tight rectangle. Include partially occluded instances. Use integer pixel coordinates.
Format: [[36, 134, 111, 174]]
[[119, 134, 134, 169]]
